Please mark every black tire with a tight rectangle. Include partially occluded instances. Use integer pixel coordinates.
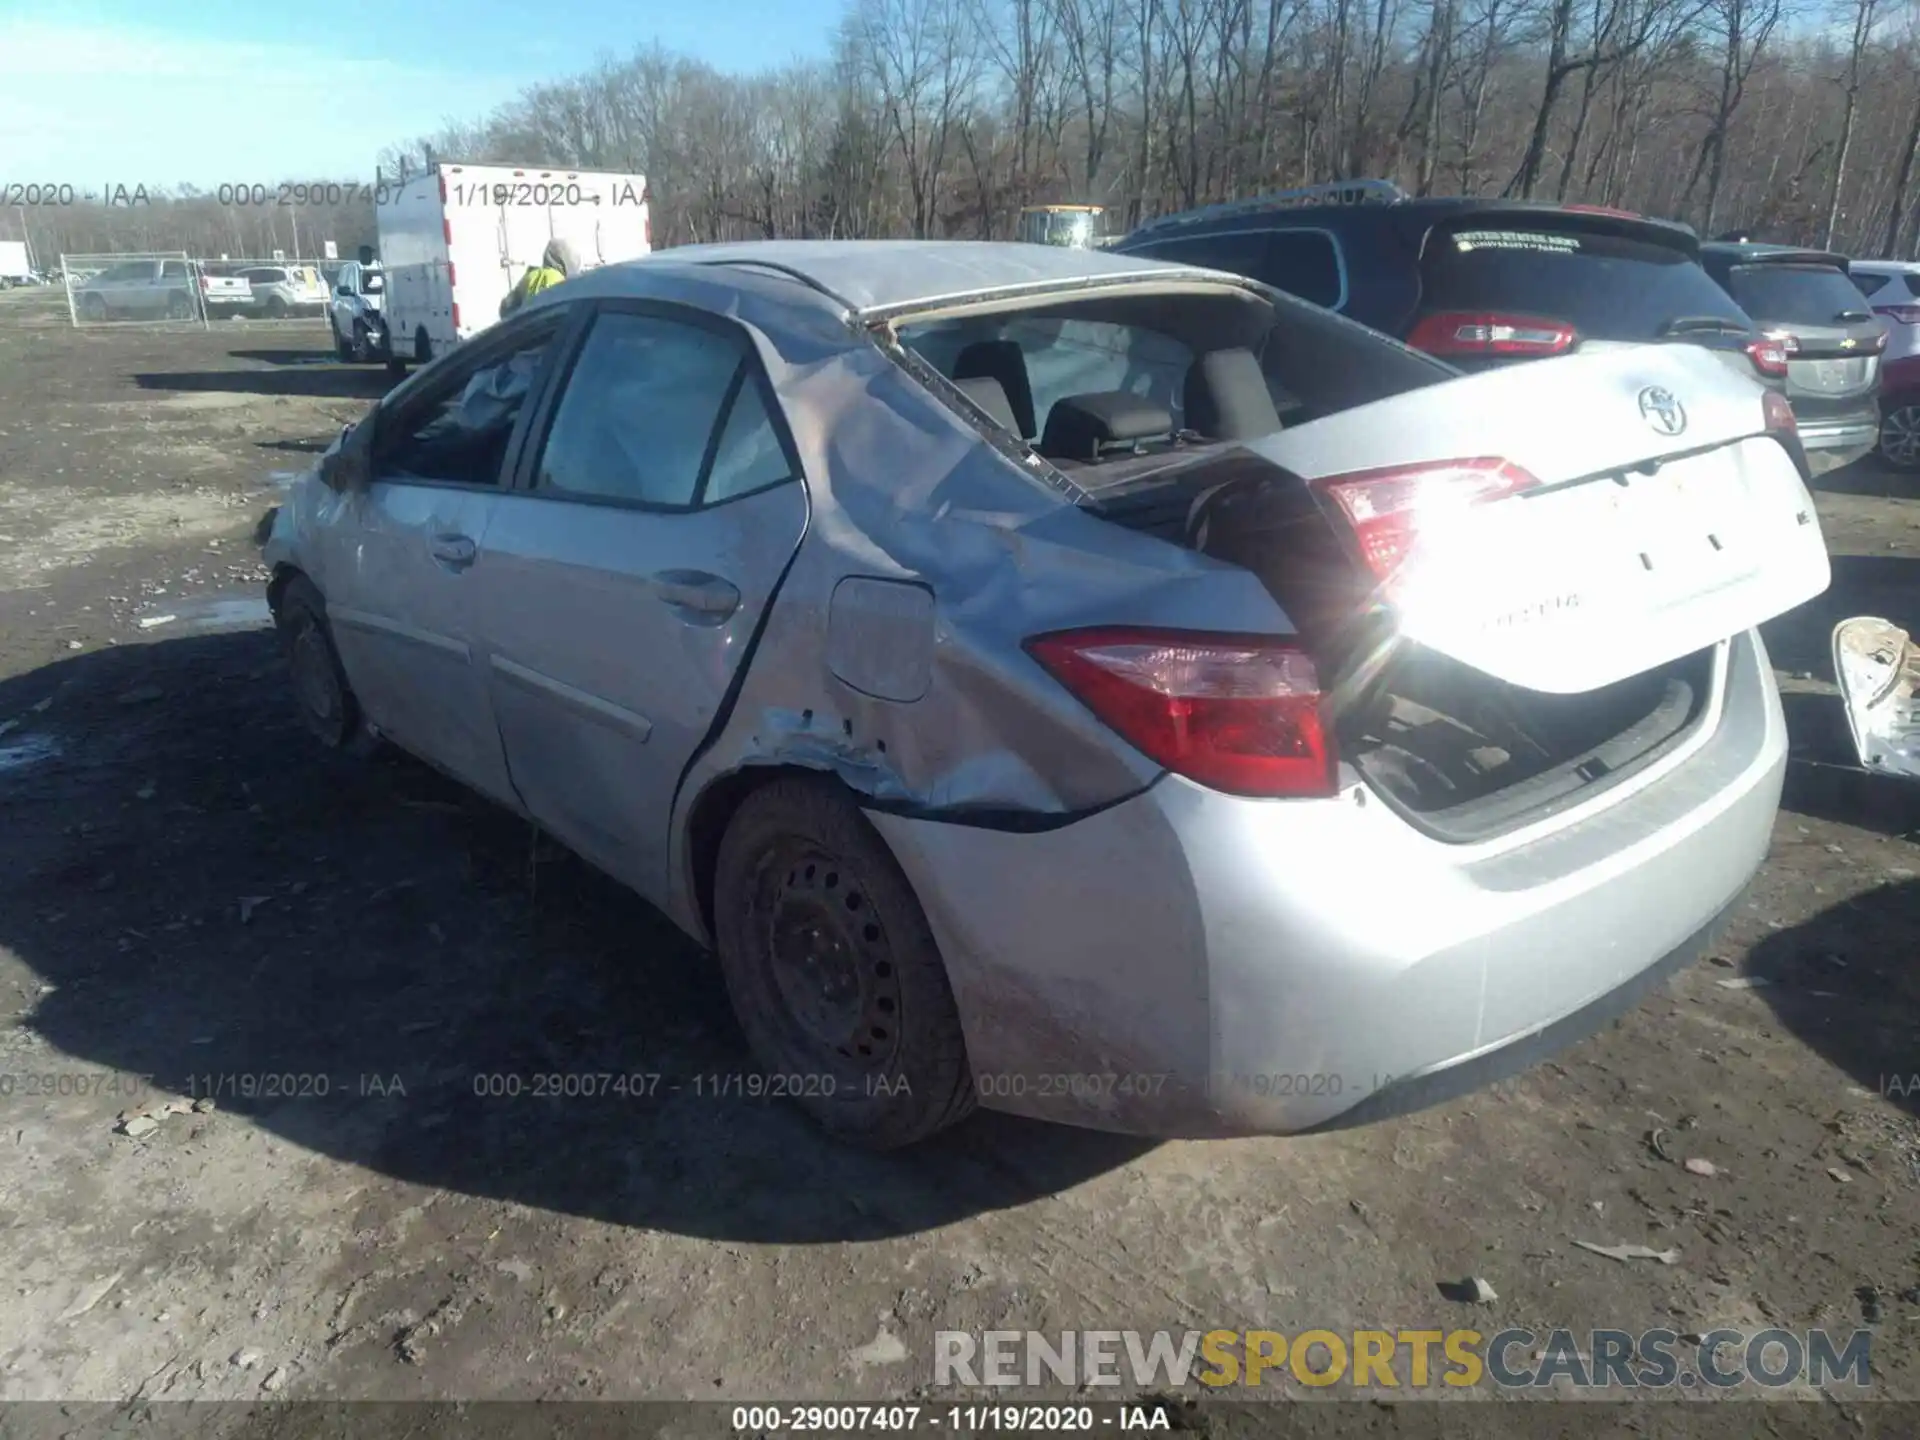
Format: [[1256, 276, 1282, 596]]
[[167, 291, 193, 321], [350, 320, 375, 364], [274, 575, 378, 757], [414, 327, 433, 363], [265, 296, 289, 319], [1883, 398, 1920, 474], [80, 292, 108, 321], [330, 318, 353, 361], [713, 777, 976, 1149]]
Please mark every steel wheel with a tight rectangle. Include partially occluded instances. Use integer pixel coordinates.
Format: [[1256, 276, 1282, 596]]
[[274, 576, 377, 756], [758, 839, 905, 1079], [1883, 401, 1920, 473], [714, 778, 975, 1148]]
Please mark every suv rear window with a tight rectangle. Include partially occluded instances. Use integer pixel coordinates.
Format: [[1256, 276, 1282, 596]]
[[1725, 264, 1873, 327], [1134, 230, 1344, 309], [1420, 225, 1747, 341]]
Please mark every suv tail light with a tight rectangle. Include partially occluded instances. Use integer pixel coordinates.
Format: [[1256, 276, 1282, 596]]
[[1746, 337, 1791, 377], [1406, 311, 1576, 358], [1878, 304, 1920, 325], [1024, 628, 1335, 798], [1763, 329, 1801, 356], [1316, 457, 1539, 584], [1763, 390, 1797, 435]]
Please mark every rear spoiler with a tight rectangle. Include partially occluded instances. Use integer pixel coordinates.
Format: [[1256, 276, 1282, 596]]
[[1403, 202, 1702, 259]]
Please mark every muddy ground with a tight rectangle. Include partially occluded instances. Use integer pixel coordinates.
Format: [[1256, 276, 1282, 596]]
[[1, 282, 1918, 1426]]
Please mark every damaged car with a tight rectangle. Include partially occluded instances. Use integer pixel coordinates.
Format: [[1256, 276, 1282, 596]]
[[262, 240, 1831, 1148]]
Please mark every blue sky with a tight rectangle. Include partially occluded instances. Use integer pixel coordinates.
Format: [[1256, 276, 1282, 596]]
[[0, 0, 838, 190]]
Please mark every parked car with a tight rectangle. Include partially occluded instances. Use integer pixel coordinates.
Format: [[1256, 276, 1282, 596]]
[[1113, 182, 1793, 412], [239, 263, 330, 318], [327, 260, 389, 363], [262, 241, 1828, 1147], [1696, 243, 1885, 471], [1849, 260, 1920, 471], [73, 259, 250, 321]]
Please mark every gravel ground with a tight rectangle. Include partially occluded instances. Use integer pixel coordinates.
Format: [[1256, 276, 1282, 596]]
[[0, 283, 1916, 1428]]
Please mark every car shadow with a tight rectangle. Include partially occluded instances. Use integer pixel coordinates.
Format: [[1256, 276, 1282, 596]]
[[255, 437, 334, 454], [0, 632, 1148, 1243], [131, 367, 390, 401], [1749, 878, 1920, 1123], [228, 348, 345, 367], [1813, 453, 1912, 499]]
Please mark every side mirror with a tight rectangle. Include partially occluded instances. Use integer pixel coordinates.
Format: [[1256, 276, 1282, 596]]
[[319, 418, 375, 493]]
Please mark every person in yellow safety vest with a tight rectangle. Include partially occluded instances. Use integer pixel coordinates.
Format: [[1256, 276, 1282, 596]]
[[500, 238, 580, 319]]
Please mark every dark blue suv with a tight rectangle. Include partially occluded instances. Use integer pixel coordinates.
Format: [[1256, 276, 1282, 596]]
[[1113, 180, 1791, 391]]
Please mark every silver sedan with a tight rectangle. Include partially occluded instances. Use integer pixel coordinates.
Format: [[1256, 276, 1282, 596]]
[[263, 240, 1830, 1147]]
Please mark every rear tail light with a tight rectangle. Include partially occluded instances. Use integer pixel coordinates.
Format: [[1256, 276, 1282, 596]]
[[451, 301, 462, 333], [1745, 337, 1791, 377], [1763, 329, 1800, 356], [1024, 628, 1335, 798], [1763, 390, 1797, 435], [1316, 457, 1539, 584], [1878, 305, 1920, 325], [1406, 311, 1576, 358], [198, 275, 210, 292]]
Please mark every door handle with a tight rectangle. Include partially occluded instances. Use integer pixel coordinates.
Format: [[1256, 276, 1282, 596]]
[[430, 533, 478, 570], [652, 569, 741, 621]]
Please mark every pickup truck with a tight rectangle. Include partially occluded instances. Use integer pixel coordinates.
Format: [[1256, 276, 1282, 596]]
[[73, 258, 251, 321]]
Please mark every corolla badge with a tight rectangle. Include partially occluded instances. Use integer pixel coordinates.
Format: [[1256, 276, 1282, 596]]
[[1637, 385, 1687, 437]]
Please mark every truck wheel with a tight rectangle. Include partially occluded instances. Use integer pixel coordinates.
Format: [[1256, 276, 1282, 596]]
[[1883, 399, 1920, 474], [80, 293, 107, 321], [713, 777, 976, 1149], [414, 328, 433, 364], [167, 292, 194, 321], [265, 296, 289, 319], [350, 321, 375, 364], [274, 575, 379, 757], [330, 319, 353, 361]]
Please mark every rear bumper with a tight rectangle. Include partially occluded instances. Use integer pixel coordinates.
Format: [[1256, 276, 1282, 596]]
[[870, 631, 1785, 1137], [1795, 413, 1880, 470]]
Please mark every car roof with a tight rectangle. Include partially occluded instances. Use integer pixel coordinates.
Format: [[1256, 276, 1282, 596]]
[[594, 240, 1217, 316], [1121, 182, 1699, 249], [1700, 241, 1848, 268]]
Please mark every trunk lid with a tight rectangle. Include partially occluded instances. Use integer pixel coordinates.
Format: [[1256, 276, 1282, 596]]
[[1242, 344, 1831, 694]]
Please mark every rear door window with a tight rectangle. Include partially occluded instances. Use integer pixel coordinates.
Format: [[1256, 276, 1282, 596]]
[[1260, 231, 1343, 308], [1725, 265, 1874, 327], [1133, 230, 1344, 308], [1420, 226, 1747, 341]]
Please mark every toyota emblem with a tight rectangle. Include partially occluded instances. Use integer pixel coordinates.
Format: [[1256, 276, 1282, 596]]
[[1638, 385, 1687, 437]]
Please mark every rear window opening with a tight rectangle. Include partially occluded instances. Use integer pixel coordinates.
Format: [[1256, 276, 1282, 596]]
[[892, 284, 1453, 490], [1418, 223, 1748, 346]]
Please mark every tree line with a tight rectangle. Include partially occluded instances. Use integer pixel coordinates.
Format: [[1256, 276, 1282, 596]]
[[10, 0, 1918, 266]]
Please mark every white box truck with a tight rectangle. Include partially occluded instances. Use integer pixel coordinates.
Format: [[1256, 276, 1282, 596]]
[[375, 161, 651, 370], [0, 240, 36, 287]]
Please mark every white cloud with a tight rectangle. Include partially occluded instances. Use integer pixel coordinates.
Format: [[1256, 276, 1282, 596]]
[[0, 20, 527, 186]]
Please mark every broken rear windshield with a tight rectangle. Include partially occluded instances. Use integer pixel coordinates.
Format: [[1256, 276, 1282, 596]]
[[1420, 227, 1749, 342]]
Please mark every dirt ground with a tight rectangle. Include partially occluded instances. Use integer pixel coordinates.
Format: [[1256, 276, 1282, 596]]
[[2, 282, 1918, 1424]]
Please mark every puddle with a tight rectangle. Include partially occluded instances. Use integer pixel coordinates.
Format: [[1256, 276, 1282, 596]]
[[135, 592, 272, 635], [0, 733, 62, 775]]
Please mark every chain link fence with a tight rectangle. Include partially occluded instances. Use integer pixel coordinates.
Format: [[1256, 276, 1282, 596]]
[[59, 252, 339, 331], [61, 252, 209, 329]]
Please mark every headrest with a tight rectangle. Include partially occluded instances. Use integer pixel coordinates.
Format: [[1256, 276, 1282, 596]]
[[954, 340, 1037, 438], [1040, 392, 1175, 461], [1184, 348, 1282, 440], [954, 375, 1020, 435]]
